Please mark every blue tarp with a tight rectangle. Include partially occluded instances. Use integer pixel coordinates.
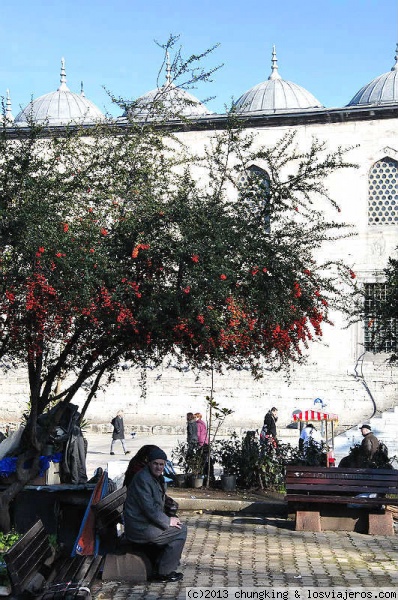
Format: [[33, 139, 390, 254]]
[[0, 452, 63, 478]]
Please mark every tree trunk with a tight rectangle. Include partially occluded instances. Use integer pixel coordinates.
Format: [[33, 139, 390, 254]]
[[0, 497, 12, 533], [0, 453, 41, 532]]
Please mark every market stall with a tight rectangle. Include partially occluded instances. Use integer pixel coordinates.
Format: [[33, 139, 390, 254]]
[[292, 409, 339, 467]]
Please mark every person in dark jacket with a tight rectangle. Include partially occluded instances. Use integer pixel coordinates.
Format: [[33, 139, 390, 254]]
[[339, 424, 383, 468], [260, 407, 278, 448], [110, 410, 130, 455], [186, 412, 198, 449], [359, 424, 380, 461], [263, 407, 278, 438], [124, 446, 187, 583]]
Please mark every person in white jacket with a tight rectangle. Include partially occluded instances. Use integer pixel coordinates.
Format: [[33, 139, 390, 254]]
[[299, 423, 322, 453]]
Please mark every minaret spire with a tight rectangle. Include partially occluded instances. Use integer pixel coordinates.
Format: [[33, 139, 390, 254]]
[[268, 45, 282, 80], [58, 58, 69, 91], [5, 89, 14, 123], [392, 43, 398, 71]]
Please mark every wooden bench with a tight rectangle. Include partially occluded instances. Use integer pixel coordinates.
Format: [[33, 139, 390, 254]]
[[90, 485, 127, 558], [4, 520, 103, 598], [285, 465, 398, 535], [92, 486, 126, 539]]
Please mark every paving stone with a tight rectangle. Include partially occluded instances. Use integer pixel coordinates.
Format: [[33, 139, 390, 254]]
[[91, 512, 398, 599]]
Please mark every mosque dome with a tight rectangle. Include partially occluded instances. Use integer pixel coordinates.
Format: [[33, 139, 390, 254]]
[[14, 59, 104, 127], [123, 55, 212, 120], [234, 46, 323, 114], [347, 45, 398, 107]]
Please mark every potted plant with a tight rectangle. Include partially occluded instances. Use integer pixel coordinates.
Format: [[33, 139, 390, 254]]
[[215, 434, 242, 491], [172, 442, 206, 488]]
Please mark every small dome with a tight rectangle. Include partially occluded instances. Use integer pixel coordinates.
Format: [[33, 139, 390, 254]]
[[124, 54, 212, 120], [347, 45, 398, 107], [14, 59, 104, 127], [234, 46, 323, 114]]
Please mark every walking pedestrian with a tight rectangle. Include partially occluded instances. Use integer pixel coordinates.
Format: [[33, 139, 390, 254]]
[[110, 410, 130, 455], [186, 412, 198, 449], [260, 407, 278, 448], [194, 413, 208, 446]]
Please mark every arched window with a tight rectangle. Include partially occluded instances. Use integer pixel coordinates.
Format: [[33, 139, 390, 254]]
[[239, 165, 270, 232], [368, 157, 398, 225]]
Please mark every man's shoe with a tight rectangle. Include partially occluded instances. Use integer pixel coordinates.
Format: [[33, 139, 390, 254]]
[[110, 452, 115, 455], [150, 572, 183, 583], [125, 451, 130, 454]]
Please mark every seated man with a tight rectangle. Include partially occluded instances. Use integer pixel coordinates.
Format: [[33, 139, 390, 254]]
[[123, 446, 187, 583], [359, 423, 380, 465]]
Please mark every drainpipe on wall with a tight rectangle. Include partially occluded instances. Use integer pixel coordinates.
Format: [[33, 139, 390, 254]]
[[353, 351, 377, 420]]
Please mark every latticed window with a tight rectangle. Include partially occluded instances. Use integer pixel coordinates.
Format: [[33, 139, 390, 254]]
[[364, 283, 397, 353], [368, 157, 398, 225], [239, 165, 270, 231]]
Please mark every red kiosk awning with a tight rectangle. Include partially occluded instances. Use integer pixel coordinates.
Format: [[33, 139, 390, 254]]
[[292, 410, 338, 423]]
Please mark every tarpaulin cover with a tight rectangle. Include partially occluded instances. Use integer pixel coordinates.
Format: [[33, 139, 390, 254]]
[[72, 470, 108, 557], [0, 452, 62, 478]]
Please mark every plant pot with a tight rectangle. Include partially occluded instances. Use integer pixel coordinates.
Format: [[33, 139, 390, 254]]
[[187, 474, 204, 488], [174, 473, 187, 488], [0, 584, 11, 597], [221, 474, 237, 491]]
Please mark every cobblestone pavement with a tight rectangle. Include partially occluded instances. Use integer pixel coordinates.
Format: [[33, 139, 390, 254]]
[[91, 512, 398, 600]]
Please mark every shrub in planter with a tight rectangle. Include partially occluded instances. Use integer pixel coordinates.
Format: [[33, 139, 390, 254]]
[[298, 439, 328, 466], [259, 443, 291, 491], [214, 434, 242, 477], [172, 442, 207, 477], [215, 434, 305, 491]]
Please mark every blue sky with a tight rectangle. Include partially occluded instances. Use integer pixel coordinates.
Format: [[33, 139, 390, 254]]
[[1, 0, 397, 117]]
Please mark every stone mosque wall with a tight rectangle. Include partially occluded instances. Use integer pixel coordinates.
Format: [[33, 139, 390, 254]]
[[0, 341, 396, 436], [0, 113, 397, 436]]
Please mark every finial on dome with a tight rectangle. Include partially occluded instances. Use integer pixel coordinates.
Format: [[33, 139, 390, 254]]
[[80, 81, 85, 97], [5, 89, 14, 123], [392, 43, 398, 71], [268, 45, 282, 81], [165, 51, 172, 85], [58, 58, 69, 91]]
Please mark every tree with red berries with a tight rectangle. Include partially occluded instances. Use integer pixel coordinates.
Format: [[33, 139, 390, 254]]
[[0, 41, 358, 530]]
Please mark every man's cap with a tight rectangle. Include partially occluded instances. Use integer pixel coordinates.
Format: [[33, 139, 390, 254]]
[[147, 446, 168, 462], [359, 423, 371, 431]]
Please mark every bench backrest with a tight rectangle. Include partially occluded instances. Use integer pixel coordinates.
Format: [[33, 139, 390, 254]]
[[4, 519, 52, 595], [92, 486, 127, 532], [285, 465, 398, 496]]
